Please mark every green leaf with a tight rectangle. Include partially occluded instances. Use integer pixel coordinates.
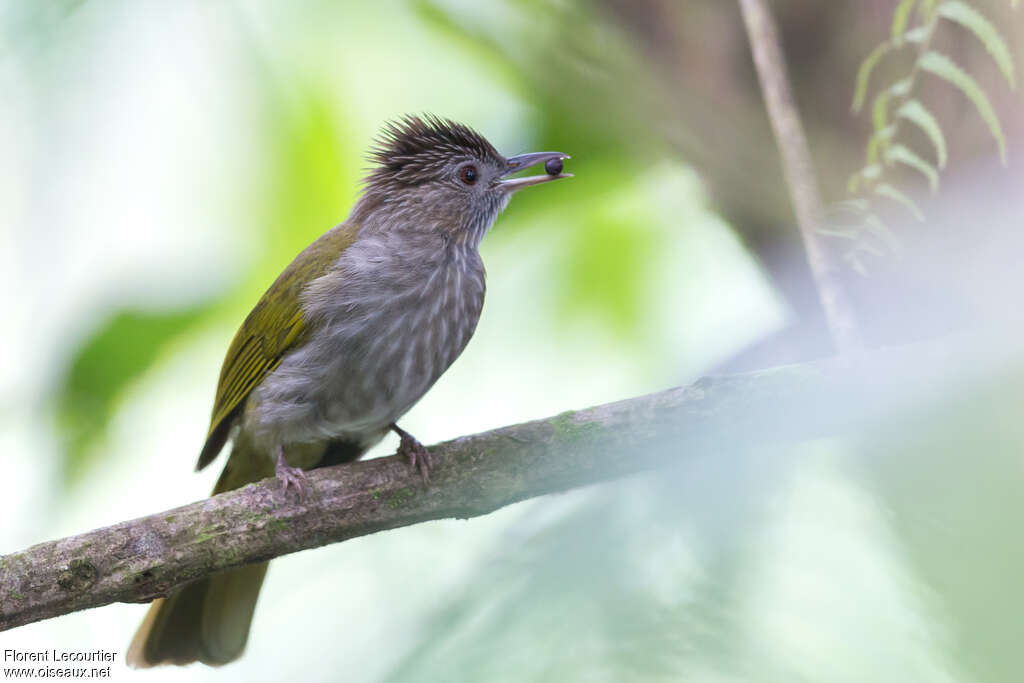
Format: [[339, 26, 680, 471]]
[[817, 226, 860, 241], [263, 91, 357, 263], [848, 164, 883, 193], [56, 306, 211, 486], [872, 89, 892, 131], [836, 198, 872, 213], [867, 126, 896, 165], [829, 202, 902, 254], [896, 99, 948, 167], [938, 1, 1016, 88], [919, 0, 941, 18], [885, 144, 940, 192], [889, 78, 913, 97], [412, 0, 525, 93], [904, 25, 933, 43], [862, 164, 884, 180], [875, 182, 925, 221], [558, 191, 659, 338], [853, 43, 892, 112], [919, 51, 1007, 164], [863, 213, 903, 253], [892, 0, 919, 42]]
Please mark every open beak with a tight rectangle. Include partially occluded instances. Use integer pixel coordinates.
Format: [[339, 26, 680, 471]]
[[499, 151, 572, 192]]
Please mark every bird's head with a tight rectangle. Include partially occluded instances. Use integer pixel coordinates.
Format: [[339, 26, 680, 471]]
[[355, 115, 570, 245]]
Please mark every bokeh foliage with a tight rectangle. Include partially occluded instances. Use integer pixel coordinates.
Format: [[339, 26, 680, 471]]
[[56, 307, 211, 484], [5, 1, 1023, 682], [49, 0, 712, 482], [54, 78, 358, 482]]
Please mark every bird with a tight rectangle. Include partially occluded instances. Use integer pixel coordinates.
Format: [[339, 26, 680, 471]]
[[126, 115, 571, 667]]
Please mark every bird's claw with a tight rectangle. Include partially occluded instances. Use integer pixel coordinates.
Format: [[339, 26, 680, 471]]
[[275, 449, 308, 502], [393, 426, 432, 483]]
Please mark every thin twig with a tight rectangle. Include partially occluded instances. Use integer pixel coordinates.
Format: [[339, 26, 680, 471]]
[[738, 0, 863, 352]]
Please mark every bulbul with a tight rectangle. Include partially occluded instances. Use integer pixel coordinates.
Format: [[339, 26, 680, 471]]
[[126, 115, 570, 667]]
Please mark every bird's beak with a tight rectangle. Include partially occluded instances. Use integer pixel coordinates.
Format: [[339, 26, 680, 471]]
[[499, 152, 572, 192]]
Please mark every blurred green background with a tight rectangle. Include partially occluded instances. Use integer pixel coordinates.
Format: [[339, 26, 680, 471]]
[[2, 1, 1023, 681]]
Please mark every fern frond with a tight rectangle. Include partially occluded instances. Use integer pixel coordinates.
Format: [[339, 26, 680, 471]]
[[885, 144, 939, 192], [863, 213, 903, 253], [837, 199, 872, 213], [918, 0, 941, 18], [867, 126, 896, 165], [892, 0, 920, 42], [834, 0, 1018, 267], [853, 43, 894, 112], [875, 183, 925, 221], [817, 226, 860, 241], [918, 51, 1008, 164], [904, 24, 934, 43], [872, 90, 892, 131], [848, 164, 884, 194], [938, 1, 1016, 88], [895, 100, 947, 168]]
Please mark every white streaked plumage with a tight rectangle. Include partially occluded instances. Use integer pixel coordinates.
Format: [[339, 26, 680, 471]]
[[242, 225, 486, 463]]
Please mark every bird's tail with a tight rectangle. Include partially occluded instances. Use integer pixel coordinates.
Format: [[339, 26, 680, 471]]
[[126, 445, 272, 668]]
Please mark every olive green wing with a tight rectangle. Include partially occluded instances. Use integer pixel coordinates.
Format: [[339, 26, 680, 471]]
[[195, 223, 358, 470]]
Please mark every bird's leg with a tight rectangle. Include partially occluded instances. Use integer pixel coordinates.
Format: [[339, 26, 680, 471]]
[[391, 423, 432, 483], [274, 444, 307, 502]]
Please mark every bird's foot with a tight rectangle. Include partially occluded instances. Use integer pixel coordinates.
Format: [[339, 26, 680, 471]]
[[275, 447, 308, 502], [391, 423, 432, 483]]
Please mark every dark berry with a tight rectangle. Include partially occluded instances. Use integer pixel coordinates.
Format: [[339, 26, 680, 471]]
[[545, 157, 563, 176]]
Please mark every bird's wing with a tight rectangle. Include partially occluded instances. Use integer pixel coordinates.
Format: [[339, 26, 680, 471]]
[[195, 223, 359, 470]]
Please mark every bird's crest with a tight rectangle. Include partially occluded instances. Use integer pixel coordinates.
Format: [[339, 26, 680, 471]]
[[366, 114, 503, 186]]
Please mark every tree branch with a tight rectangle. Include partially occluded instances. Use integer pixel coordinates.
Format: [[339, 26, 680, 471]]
[[0, 341, 961, 633], [738, 0, 863, 352]]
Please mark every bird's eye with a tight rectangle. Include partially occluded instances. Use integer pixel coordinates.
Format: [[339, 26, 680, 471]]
[[459, 165, 478, 185]]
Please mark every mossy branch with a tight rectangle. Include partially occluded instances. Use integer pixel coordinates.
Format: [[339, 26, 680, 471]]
[[0, 341, 962, 633]]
